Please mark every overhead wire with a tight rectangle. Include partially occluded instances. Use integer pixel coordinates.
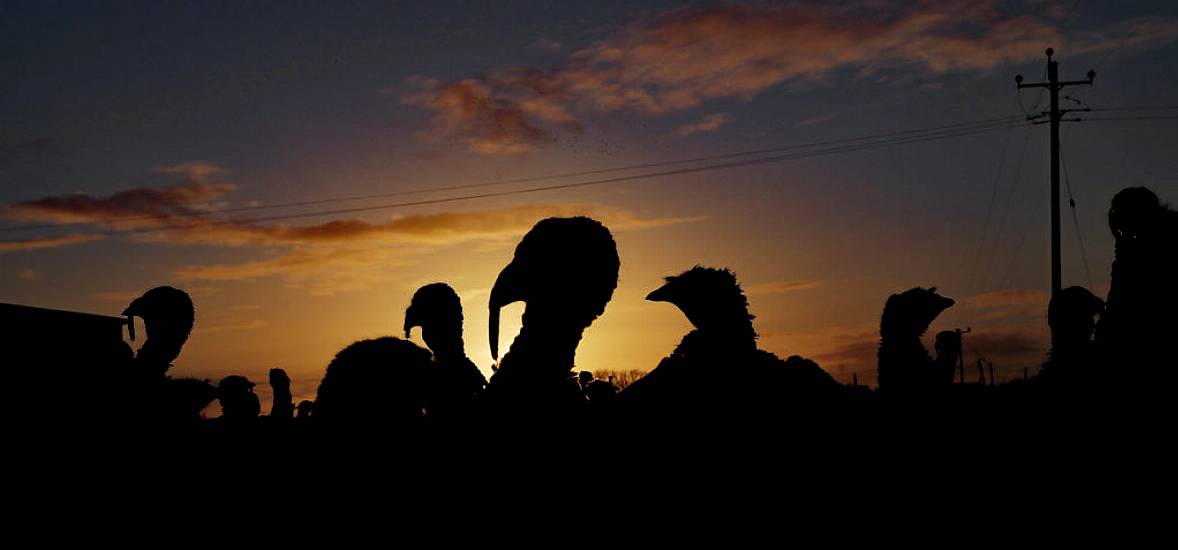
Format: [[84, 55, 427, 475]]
[[0, 119, 1028, 243], [965, 94, 1020, 296], [1059, 141, 1095, 289], [0, 115, 1023, 235]]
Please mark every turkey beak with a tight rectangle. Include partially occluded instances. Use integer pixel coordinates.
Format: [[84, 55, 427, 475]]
[[122, 297, 142, 318], [403, 305, 420, 340], [122, 298, 143, 341], [489, 261, 525, 363], [646, 282, 674, 303]]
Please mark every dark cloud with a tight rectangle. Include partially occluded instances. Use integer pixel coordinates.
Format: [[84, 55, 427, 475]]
[[3, 163, 702, 294], [5, 162, 235, 228]]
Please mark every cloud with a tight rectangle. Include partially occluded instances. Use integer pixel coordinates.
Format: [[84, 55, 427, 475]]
[[804, 327, 880, 384], [195, 319, 268, 335], [781, 318, 1048, 387], [4, 153, 712, 295], [173, 245, 419, 295], [746, 279, 820, 295], [403, 74, 580, 156], [402, 1, 1178, 155], [94, 286, 223, 303], [5, 162, 235, 229], [5, 159, 705, 250], [6, 180, 234, 226], [797, 113, 840, 127], [965, 288, 1050, 308], [757, 324, 879, 384], [968, 330, 1041, 361], [4, 166, 703, 295], [530, 37, 565, 52], [153, 161, 226, 179], [1069, 15, 1178, 59], [156, 202, 700, 248], [0, 233, 103, 253], [966, 328, 1048, 382], [94, 290, 142, 302], [961, 288, 1049, 321], [666, 113, 732, 138], [17, 268, 40, 280], [171, 203, 701, 295]]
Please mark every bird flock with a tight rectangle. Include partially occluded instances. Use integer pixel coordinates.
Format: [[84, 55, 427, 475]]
[[19, 187, 1176, 444]]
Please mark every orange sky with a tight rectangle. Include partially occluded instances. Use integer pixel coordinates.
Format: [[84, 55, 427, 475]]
[[2, 1, 1176, 411]]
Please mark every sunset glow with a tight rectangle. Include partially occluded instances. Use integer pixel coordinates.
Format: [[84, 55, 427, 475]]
[[2, 1, 1176, 411]]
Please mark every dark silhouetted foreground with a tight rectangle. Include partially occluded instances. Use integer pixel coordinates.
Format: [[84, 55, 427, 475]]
[[4, 193, 1174, 458]]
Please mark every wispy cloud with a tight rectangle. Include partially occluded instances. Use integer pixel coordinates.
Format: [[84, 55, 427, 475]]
[[801, 326, 880, 384], [170, 203, 701, 295], [666, 113, 732, 138], [402, 1, 1178, 155], [967, 329, 1042, 364], [159, 202, 699, 248], [173, 245, 419, 295], [961, 288, 1050, 321], [402, 74, 580, 156], [530, 37, 565, 52], [6, 164, 700, 248], [17, 268, 40, 281], [746, 279, 820, 295], [93, 285, 224, 303], [153, 161, 226, 179], [964, 288, 1050, 308], [0, 233, 103, 253], [195, 319, 268, 335], [782, 315, 1049, 387], [755, 324, 880, 385], [797, 113, 840, 127], [4, 167, 702, 295], [93, 290, 142, 302], [1069, 15, 1178, 59], [4, 162, 235, 230]]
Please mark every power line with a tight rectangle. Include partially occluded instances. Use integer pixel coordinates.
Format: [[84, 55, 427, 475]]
[[965, 95, 1020, 295], [1059, 143, 1094, 289], [1088, 105, 1178, 112], [977, 124, 1034, 292], [2, 120, 1028, 243], [997, 181, 1049, 291], [0, 115, 1022, 235], [1080, 115, 1178, 122], [1017, 67, 1048, 115], [1015, 48, 1095, 297], [4, 107, 1166, 237]]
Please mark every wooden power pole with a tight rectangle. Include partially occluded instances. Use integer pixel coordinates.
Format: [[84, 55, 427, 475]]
[[1016, 48, 1095, 300]]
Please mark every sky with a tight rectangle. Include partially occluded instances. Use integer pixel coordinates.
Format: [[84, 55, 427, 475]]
[[2, 0, 1176, 409]]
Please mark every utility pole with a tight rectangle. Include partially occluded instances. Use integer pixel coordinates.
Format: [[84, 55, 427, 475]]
[[955, 327, 971, 384], [1016, 48, 1095, 299]]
